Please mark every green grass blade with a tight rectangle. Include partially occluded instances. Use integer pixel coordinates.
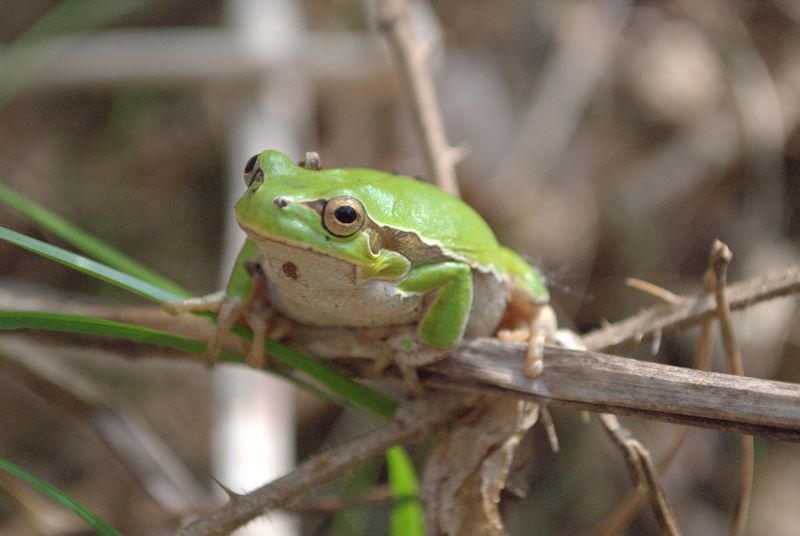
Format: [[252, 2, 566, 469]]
[[385, 446, 424, 536], [0, 227, 398, 416], [0, 310, 414, 531], [0, 310, 203, 353], [0, 457, 120, 536], [0, 310, 398, 419], [0, 0, 150, 107], [261, 335, 397, 419], [0, 183, 187, 296], [330, 459, 382, 536], [0, 226, 185, 302], [0, 187, 419, 527], [0, 310, 346, 403], [14, 0, 150, 44]]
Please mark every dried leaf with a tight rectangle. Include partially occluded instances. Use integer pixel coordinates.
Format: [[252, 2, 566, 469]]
[[421, 396, 539, 535]]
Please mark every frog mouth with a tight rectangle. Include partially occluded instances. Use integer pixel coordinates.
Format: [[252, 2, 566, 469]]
[[238, 222, 319, 253]]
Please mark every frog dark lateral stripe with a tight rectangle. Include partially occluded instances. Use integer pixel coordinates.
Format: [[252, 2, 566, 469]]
[[300, 197, 448, 265]]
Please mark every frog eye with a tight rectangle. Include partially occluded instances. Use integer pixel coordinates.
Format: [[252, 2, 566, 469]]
[[322, 196, 366, 237], [243, 153, 263, 187]]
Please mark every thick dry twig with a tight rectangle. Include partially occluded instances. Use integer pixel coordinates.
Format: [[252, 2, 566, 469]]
[[421, 339, 800, 441], [176, 395, 468, 536], [3, 262, 800, 441], [3, 324, 799, 441], [376, 0, 462, 196], [710, 241, 753, 536]]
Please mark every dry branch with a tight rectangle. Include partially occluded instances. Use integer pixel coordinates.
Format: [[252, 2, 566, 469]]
[[176, 395, 468, 536], [376, 0, 462, 196], [599, 245, 721, 535], [421, 339, 800, 442], [2, 262, 799, 442], [2, 262, 799, 535], [582, 263, 800, 351], [598, 414, 680, 536]]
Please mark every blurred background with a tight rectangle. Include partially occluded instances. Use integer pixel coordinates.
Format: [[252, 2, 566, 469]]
[[0, 0, 799, 534]]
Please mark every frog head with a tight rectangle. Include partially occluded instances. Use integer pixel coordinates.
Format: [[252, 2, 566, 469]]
[[234, 150, 410, 281]]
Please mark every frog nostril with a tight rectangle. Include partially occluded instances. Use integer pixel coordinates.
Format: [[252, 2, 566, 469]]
[[274, 197, 289, 208]]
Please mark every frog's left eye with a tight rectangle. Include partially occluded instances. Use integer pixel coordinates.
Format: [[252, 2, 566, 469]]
[[323, 197, 365, 237], [243, 153, 263, 187]]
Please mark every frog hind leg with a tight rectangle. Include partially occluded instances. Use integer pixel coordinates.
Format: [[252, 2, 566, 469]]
[[497, 246, 554, 377], [524, 303, 557, 376]]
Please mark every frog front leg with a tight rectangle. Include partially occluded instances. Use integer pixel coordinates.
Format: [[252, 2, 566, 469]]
[[382, 262, 473, 389], [163, 239, 289, 368]]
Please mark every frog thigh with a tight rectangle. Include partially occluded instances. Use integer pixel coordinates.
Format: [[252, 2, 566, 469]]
[[397, 262, 473, 348], [464, 270, 509, 337], [499, 246, 549, 304]]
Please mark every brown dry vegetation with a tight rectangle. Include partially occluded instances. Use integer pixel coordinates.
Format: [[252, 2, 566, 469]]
[[1, 1, 799, 534]]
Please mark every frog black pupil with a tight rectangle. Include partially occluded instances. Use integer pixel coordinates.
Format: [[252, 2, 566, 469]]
[[334, 205, 357, 224]]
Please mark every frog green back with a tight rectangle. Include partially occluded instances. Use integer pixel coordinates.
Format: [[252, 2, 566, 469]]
[[260, 150, 547, 293], [260, 150, 503, 270]]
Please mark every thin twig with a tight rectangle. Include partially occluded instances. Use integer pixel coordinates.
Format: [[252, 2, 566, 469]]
[[599, 246, 720, 535], [625, 277, 683, 305], [176, 394, 467, 536], [376, 0, 462, 196], [598, 414, 681, 536], [710, 240, 753, 536], [553, 330, 676, 533], [582, 263, 800, 352]]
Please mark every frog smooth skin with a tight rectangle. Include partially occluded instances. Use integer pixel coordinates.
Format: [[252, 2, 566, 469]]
[[166, 150, 552, 383]]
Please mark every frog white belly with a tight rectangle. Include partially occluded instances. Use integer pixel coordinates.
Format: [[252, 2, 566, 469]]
[[256, 238, 511, 336], [257, 240, 425, 327]]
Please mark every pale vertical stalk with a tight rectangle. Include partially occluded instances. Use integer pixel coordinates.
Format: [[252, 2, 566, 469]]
[[710, 241, 754, 536], [212, 1, 311, 535]]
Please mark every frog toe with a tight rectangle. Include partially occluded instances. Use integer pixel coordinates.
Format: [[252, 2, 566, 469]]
[[523, 304, 557, 378], [243, 308, 291, 369], [162, 291, 227, 315]]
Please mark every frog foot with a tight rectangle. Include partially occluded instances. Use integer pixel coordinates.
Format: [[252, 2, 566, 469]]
[[497, 304, 557, 378], [162, 291, 228, 316], [215, 299, 290, 369], [370, 336, 447, 395]]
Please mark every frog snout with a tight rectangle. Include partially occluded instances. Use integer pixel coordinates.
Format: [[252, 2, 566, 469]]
[[273, 197, 289, 208]]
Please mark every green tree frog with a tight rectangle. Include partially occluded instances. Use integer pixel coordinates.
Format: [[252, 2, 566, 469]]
[[166, 150, 552, 386]]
